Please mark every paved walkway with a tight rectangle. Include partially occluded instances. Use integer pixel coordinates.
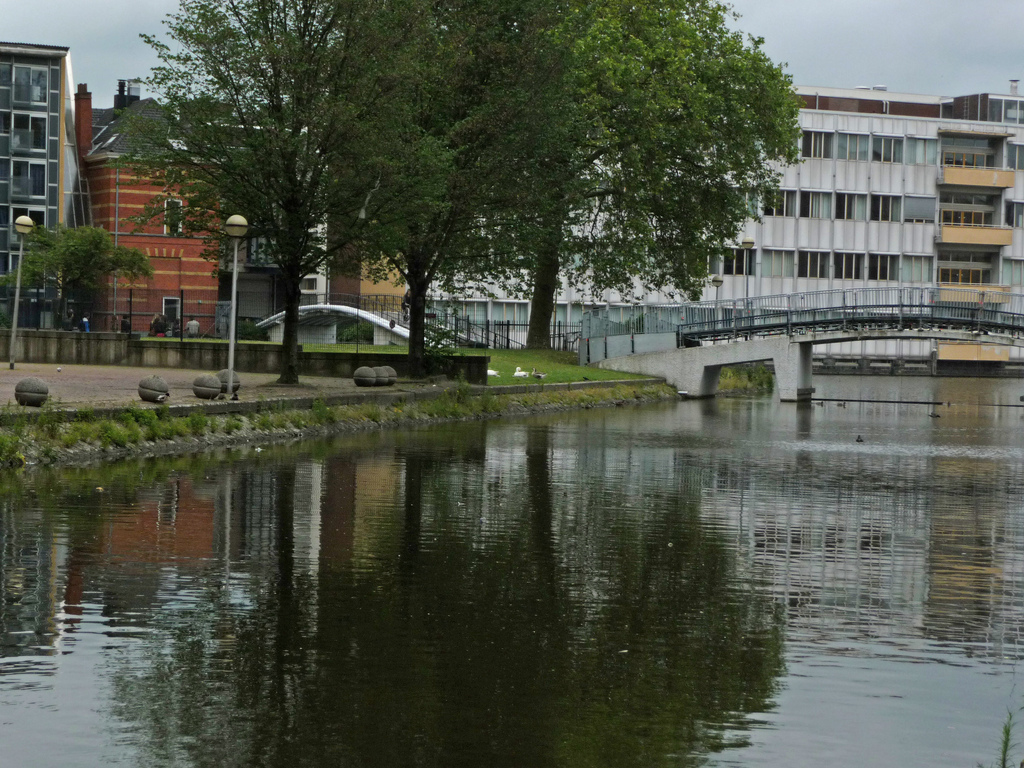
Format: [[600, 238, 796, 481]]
[[0, 363, 375, 409]]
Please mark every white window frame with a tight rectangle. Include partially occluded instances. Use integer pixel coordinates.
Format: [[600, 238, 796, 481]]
[[836, 133, 870, 161], [11, 113, 46, 151], [801, 131, 833, 159], [12, 160, 46, 198], [763, 189, 796, 217], [902, 255, 933, 283], [833, 252, 863, 280], [872, 136, 903, 163], [164, 198, 183, 236], [871, 194, 902, 222], [12, 66, 47, 104], [835, 192, 867, 221], [800, 191, 832, 219], [762, 250, 794, 278]]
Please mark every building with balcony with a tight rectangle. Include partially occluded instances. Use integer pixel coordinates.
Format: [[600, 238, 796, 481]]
[[0, 42, 88, 276], [713, 82, 1024, 367]]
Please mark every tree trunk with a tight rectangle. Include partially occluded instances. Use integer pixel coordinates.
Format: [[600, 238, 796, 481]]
[[526, 237, 561, 349], [406, 255, 428, 378], [277, 275, 301, 385]]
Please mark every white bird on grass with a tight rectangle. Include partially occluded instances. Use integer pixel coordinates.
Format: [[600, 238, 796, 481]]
[[513, 367, 529, 378], [487, 368, 500, 377]]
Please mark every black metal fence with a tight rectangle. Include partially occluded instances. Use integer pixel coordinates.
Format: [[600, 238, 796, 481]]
[[0, 284, 581, 352]]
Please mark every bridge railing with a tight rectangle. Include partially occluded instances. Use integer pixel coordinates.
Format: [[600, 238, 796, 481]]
[[580, 287, 1024, 362]]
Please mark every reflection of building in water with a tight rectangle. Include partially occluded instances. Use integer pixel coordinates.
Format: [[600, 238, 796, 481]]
[[701, 453, 1024, 659], [0, 508, 64, 665]]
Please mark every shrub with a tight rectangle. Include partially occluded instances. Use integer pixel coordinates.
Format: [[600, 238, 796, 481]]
[[311, 399, 336, 425], [0, 432, 25, 466], [236, 320, 269, 341], [337, 321, 374, 343], [223, 417, 244, 434], [187, 411, 209, 435]]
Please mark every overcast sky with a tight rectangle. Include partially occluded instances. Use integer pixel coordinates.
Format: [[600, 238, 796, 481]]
[[6, 0, 1024, 107]]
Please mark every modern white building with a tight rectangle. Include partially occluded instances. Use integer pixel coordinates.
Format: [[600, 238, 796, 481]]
[[714, 83, 1024, 367]]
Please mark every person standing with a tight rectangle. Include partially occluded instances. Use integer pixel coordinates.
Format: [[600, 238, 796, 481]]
[[120, 315, 131, 334], [186, 316, 200, 338]]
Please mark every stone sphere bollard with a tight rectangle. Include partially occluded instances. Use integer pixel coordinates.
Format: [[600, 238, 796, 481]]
[[15, 377, 48, 407], [139, 375, 170, 403], [217, 369, 241, 395], [353, 366, 376, 387], [372, 366, 390, 386], [192, 374, 222, 400], [382, 366, 398, 386]]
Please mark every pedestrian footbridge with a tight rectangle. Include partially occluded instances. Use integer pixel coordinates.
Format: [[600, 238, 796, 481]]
[[580, 287, 1024, 400]]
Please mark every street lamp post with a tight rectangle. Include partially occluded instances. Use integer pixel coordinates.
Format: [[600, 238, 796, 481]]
[[710, 274, 724, 302], [224, 214, 249, 400], [741, 236, 755, 300], [9, 215, 35, 370]]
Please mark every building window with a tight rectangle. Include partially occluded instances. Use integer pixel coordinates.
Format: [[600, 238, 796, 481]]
[[800, 191, 832, 219], [833, 252, 863, 280], [11, 207, 44, 228], [0, 114, 9, 135], [868, 253, 898, 281], [11, 114, 46, 151], [870, 194, 901, 222], [723, 248, 753, 276], [12, 161, 46, 197], [0, 64, 11, 86], [763, 189, 796, 217], [905, 138, 937, 165], [762, 250, 794, 278], [1007, 202, 1024, 227], [0, 162, 8, 182], [0, 208, 8, 228], [941, 209, 992, 226], [939, 268, 986, 284], [164, 198, 183, 235], [1008, 145, 1024, 170], [836, 133, 869, 161], [835, 192, 867, 221], [801, 131, 833, 159], [13, 66, 47, 104], [904, 196, 936, 223], [903, 255, 932, 283], [1003, 259, 1024, 285], [872, 136, 903, 163], [798, 251, 829, 279]]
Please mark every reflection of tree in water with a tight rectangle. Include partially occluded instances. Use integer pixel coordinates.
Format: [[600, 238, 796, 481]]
[[102, 423, 783, 768]]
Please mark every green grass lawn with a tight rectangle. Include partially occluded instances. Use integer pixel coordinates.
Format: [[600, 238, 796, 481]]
[[481, 349, 647, 384]]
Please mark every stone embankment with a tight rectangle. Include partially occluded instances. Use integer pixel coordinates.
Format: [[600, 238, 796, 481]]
[[0, 364, 670, 468]]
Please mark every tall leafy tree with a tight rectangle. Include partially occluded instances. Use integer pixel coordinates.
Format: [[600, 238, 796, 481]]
[[357, 0, 573, 374], [475, 0, 802, 348], [128, 0, 413, 383]]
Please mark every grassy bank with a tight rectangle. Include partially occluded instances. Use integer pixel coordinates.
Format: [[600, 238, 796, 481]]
[[483, 349, 647, 384], [0, 381, 674, 469]]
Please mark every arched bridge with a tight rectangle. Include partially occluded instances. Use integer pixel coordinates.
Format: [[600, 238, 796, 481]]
[[581, 287, 1024, 400], [256, 303, 409, 341]]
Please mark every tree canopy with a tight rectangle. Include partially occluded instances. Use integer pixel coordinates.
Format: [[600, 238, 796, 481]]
[[131, 0, 800, 372], [18, 225, 152, 304]]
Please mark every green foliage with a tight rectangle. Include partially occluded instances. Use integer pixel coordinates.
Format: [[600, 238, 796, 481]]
[[311, 400, 337, 425], [236, 320, 269, 342], [337, 322, 374, 344], [223, 417, 244, 434], [76, 407, 95, 423], [187, 411, 209, 435], [0, 432, 25, 467], [719, 364, 775, 393], [16, 226, 152, 306]]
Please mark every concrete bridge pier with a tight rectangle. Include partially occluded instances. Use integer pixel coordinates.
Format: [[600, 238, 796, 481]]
[[773, 340, 815, 402]]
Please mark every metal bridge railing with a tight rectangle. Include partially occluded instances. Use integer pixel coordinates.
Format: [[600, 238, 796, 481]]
[[579, 287, 1024, 363]]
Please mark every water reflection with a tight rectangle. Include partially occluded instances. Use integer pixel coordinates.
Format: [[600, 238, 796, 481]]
[[6, 377, 1024, 767], [1, 424, 784, 767]]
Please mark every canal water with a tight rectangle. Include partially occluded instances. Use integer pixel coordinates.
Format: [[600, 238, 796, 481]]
[[3, 376, 1024, 767]]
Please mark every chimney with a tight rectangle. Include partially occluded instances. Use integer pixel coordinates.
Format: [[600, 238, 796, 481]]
[[1012, 80, 1020, 96], [74, 83, 93, 165], [114, 79, 127, 110], [126, 80, 141, 107]]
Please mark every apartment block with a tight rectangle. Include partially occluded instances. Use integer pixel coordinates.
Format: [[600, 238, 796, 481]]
[[0, 42, 88, 274]]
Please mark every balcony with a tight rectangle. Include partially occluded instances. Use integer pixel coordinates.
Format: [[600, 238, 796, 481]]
[[10, 177, 45, 201], [938, 224, 1012, 246], [939, 166, 1015, 187], [9, 130, 44, 155]]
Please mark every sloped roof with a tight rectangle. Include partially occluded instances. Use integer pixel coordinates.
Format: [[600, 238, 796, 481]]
[[88, 98, 165, 157]]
